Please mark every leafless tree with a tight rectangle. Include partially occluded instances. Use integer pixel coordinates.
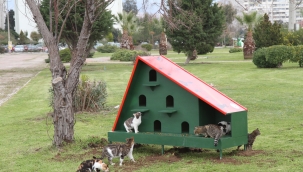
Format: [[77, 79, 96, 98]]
[[25, 0, 114, 147]]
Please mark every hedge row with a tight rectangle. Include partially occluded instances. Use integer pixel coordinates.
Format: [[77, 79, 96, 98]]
[[253, 45, 303, 68], [110, 49, 150, 62]]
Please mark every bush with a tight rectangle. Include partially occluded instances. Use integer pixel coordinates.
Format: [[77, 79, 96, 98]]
[[97, 44, 118, 53], [73, 75, 107, 112], [59, 48, 71, 62], [253, 48, 277, 68], [111, 49, 150, 62], [265, 45, 293, 67], [292, 45, 303, 67], [229, 47, 242, 53], [88, 51, 94, 58], [141, 44, 153, 51]]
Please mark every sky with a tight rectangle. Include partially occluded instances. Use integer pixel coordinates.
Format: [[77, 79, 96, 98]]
[[7, 0, 14, 10]]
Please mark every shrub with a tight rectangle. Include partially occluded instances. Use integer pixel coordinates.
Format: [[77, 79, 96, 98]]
[[265, 45, 293, 67], [110, 49, 150, 62], [253, 48, 277, 68], [73, 75, 107, 112], [48, 75, 107, 112], [229, 47, 242, 53], [97, 44, 118, 53], [45, 58, 50, 63], [141, 44, 153, 51], [88, 51, 94, 58], [292, 45, 303, 67], [59, 48, 72, 62]]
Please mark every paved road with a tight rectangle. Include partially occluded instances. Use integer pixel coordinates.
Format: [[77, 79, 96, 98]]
[[0, 52, 49, 70], [0, 52, 49, 106]]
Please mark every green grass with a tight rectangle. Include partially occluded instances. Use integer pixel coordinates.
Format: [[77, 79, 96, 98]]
[[1, 48, 303, 171]]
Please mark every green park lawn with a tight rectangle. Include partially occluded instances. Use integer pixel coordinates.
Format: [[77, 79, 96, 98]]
[[0, 48, 302, 171]]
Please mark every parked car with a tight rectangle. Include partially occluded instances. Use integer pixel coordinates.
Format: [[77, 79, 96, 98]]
[[27, 45, 39, 52], [36, 44, 43, 51], [0, 45, 8, 53], [94, 42, 103, 49], [107, 42, 121, 47], [14, 45, 25, 52]]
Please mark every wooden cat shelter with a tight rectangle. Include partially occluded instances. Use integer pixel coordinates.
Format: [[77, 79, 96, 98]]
[[108, 55, 248, 159]]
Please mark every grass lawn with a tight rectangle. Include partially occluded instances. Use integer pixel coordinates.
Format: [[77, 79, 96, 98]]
[[1, 48, 303, 171]]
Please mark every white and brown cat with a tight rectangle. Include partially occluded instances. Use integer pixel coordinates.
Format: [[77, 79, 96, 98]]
[[124, 112, 142, 133], [101, 137, 135, 166]]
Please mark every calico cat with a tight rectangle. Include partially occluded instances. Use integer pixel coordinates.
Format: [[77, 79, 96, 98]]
[[237, 128, 261, 151], [101, 137, 135, 166], [218, 121, 231, 135], [124, 112, 142, 133], [194, 124, 224, 146], [76, 156, 109, 172]]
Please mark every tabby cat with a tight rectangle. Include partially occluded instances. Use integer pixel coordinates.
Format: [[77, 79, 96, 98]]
[[101, 137, 135, 166], [76, 156, 109, 172], [237, 128, 261, 151], [124, 112, 142, 133], [194, 124, 224, 146]]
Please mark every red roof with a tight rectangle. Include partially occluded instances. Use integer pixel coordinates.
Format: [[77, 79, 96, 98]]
[[138, 55, 247, 114]]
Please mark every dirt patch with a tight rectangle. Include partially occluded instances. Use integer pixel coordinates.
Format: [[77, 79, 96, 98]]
[[51, 137, 267, 171]]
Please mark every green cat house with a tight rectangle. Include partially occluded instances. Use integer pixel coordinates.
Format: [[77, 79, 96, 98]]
[[108, 55, 248, 159]]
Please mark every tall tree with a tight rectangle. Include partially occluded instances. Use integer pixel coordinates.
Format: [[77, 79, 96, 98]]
[[164, 0, 224, 64], [123, 0, 138, 15], [235, 11, 262, 59], [113, 11, 138, 49], [40, 0, 113, 54], [4, 10, 15, 31], [19, 30, 27, 44], [253, 13, 283, 50], [25, 0, 114, 147], [30, 31, 42, 42]]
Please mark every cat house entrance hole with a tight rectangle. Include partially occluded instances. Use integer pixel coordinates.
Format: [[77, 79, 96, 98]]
[[181, 121, 189, 133], [139, 95, 146, 106], [166, 95, 174, 107], [149, 70, 157, 81], [154, 120, 161, 132]]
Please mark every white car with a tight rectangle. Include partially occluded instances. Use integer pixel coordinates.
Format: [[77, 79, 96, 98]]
[[14, 45, 25, 52]]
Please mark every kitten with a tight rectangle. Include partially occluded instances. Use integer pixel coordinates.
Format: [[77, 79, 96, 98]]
[[124, 112, 142, 133], [237, 128, 261, 151], [101, 137, 135, 166], [194, 124, 224, 146], [76, 156, 109, 172], [218, 121, 231, 135]]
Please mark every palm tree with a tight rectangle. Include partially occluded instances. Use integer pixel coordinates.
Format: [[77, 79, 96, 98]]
[[236, 11, 263, 59], [113, 11, 138, 49]]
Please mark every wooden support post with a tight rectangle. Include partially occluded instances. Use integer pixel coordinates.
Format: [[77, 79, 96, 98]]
[[161, 145, 164, 155]]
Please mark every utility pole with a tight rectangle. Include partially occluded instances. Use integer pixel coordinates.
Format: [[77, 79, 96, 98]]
[[6, 0, 11, 52]]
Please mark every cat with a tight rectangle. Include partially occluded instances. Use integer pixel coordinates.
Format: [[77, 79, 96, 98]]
[[101, 137, 135, 166], [194, 124, 224, 146], [124, 112, 142, 133], [76, 156, 109, 172], [218, 121, 231, 135], [237, 128, 261, 151]]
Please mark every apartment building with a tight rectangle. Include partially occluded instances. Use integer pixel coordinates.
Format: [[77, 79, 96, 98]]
[[243, 0, 303, 23], [0, 0, 7, 29]]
